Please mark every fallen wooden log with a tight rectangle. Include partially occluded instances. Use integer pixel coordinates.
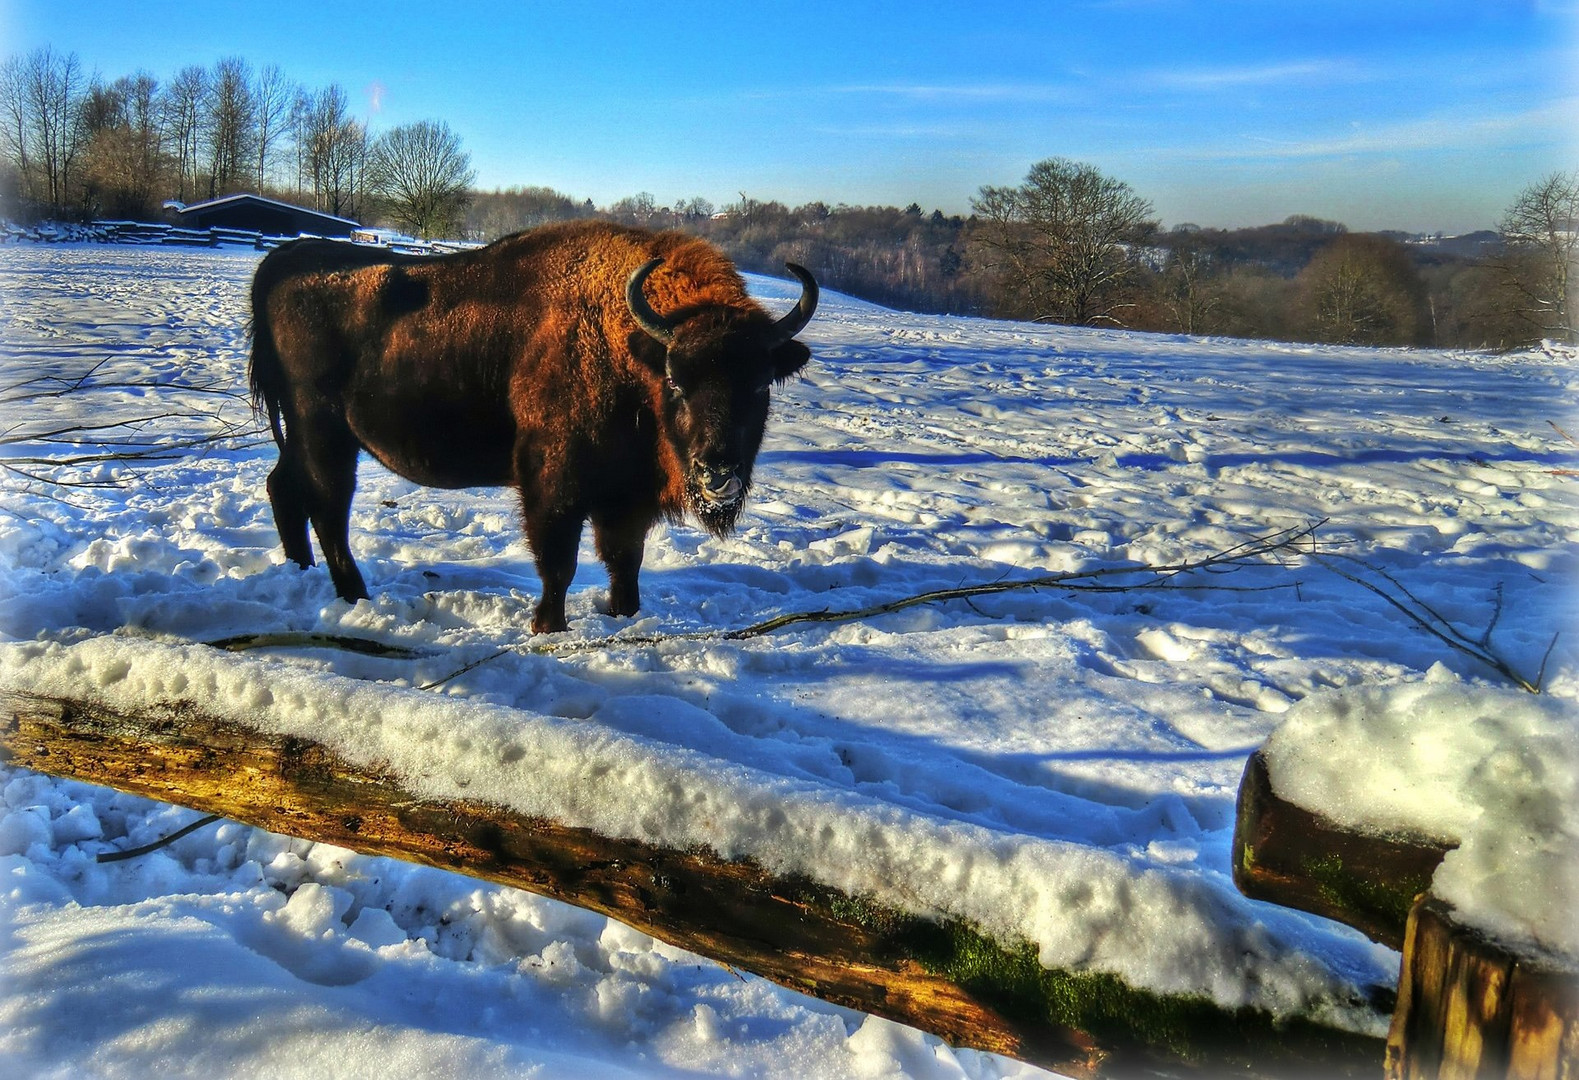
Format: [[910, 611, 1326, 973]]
[[1386, 895, 1579, 1080], [1, 686, 1384, 1078]]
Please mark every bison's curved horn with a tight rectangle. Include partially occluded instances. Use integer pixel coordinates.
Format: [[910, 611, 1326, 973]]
[[626, 258, 676, 345], [765, 262, 819, 349]]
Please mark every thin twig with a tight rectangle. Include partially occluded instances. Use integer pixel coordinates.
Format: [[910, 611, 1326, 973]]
[[1321, 550, 1469, 646], [417, 521, 1322, 690], [96, 813, 224, 863], [0, 379, 251, 406], [0, 413, 201, 445], [1306, 552, 1543, 694], [1534, 632, 1561, 693], [721, 521, 1321, 640], [1478, 582, 1504, 649], [205, 632, 429, 658], [420, 645, 516, 689]]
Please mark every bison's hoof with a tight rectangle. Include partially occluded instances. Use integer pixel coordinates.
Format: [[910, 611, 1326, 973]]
[[606, 595, 640, 619]]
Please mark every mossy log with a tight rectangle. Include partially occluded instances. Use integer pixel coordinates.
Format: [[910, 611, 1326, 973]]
[[1, 687, 1385, 1078], [1386, 895, 1579, 1080], [1232, 748, 1454, 949]]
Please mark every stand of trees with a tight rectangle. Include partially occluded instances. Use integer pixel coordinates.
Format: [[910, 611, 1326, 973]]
[[0, 46, 468, 233], [695, 198, 981, 315], [3, 44, 1573, 351]]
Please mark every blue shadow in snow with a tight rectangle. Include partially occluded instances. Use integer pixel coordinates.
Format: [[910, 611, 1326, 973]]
[[758, 448, 1085, 469], [1118, 446, 1579, 473]]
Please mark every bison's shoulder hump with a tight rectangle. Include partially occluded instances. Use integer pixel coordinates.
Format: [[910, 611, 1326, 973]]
[[646, 235, 756, 309]]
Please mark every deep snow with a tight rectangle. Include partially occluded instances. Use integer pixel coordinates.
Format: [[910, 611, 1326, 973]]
[[0, 242, 1575, 1078]]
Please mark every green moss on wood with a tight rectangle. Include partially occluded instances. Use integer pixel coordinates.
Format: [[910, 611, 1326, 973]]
[[1238, 839, 1258, 877], [792, 876, 1383, 1072], [1303, 852, 1429, 935], [910, 915, 1377, 1068]]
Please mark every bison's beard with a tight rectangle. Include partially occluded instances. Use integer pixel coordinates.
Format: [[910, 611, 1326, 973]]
[[686, 475, 748, 537]]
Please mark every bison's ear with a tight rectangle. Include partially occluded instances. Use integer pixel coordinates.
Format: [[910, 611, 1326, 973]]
[[770, 339, 810, 382], [625, 330, 669, 374]]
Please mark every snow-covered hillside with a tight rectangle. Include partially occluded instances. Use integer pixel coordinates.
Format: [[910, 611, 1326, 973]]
[[1, 243, 1574, 1078]]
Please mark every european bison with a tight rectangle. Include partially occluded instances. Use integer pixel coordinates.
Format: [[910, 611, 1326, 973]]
[[248, 220, 818, 632]]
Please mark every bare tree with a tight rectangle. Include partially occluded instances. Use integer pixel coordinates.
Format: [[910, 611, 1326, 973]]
[[0, 53, 36, 206], [606, 190, 659, 227], [6, 46, 89, 212], [251, 64, 293, 194], [970, 157, 1156, 326], [202, 57, 254, 197], [1494, 171, 1578, 344], [367, 118, 474, 238], [297, 84, 366, 219], [288, 86, 311, 199], [675, 195, 715, 222], [1158, 240, 1222, 335], [1295, 233, 1429, 346], [80, 72, 166, 218], [162, 65, 206, 202]]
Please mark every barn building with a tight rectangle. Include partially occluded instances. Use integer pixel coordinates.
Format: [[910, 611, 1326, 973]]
[[164, 194, 359, 239]]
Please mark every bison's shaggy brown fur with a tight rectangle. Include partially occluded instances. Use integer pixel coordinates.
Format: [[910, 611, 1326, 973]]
[[249, 220, 817, 631]]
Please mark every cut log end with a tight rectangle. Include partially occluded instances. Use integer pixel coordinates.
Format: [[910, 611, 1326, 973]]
[[1232, 748, 1453, 950]]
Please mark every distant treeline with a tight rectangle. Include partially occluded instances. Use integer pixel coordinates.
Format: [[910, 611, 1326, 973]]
[[4, 44, 1573, 350], [472, 183, 1574, 351]]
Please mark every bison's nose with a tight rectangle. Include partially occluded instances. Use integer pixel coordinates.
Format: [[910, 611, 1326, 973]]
[[696, 463, 743, 505]]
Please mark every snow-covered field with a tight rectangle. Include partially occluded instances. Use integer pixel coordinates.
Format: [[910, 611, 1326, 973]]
[[0, 242, 1574, 1078]]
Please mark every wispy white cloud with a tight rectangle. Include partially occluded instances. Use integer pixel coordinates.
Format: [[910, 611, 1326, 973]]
[[1139, 59, 1361, 92], [812, 60, 1360, 107], [1165, 98, 1579, 162], [801, 120, 996, 141], [820, 82, 1081, 105]]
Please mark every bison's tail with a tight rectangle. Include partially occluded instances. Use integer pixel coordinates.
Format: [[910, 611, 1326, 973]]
[[246, 310, 288, 451]]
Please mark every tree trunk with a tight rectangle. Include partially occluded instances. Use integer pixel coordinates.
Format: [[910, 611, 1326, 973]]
[[1, 686, 1385, 1078], [1386, 896, 1579, 1079]]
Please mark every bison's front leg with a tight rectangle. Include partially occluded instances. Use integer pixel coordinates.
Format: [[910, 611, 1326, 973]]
[[524, 510, 582, 634], [593, 514, 648, 619]]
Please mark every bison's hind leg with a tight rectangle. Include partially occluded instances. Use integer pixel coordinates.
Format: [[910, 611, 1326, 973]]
[[266, 457, 315, 570], [279, 406, 370, 602]]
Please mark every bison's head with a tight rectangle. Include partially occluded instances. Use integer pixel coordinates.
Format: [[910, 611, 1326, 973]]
[[627, 259, 817, 535]]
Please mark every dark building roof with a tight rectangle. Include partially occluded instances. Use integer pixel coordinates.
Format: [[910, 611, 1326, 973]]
[[167, 194, 359, 238]]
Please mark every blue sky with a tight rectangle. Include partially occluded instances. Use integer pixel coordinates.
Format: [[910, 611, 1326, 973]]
[[3, 0, 1574, 232]]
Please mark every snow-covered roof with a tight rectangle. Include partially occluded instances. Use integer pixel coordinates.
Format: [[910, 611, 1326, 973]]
[[174, 192, 359, 228]]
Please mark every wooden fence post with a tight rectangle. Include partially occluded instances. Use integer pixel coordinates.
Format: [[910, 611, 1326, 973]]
[[1385, 896, 1578, 1080]]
